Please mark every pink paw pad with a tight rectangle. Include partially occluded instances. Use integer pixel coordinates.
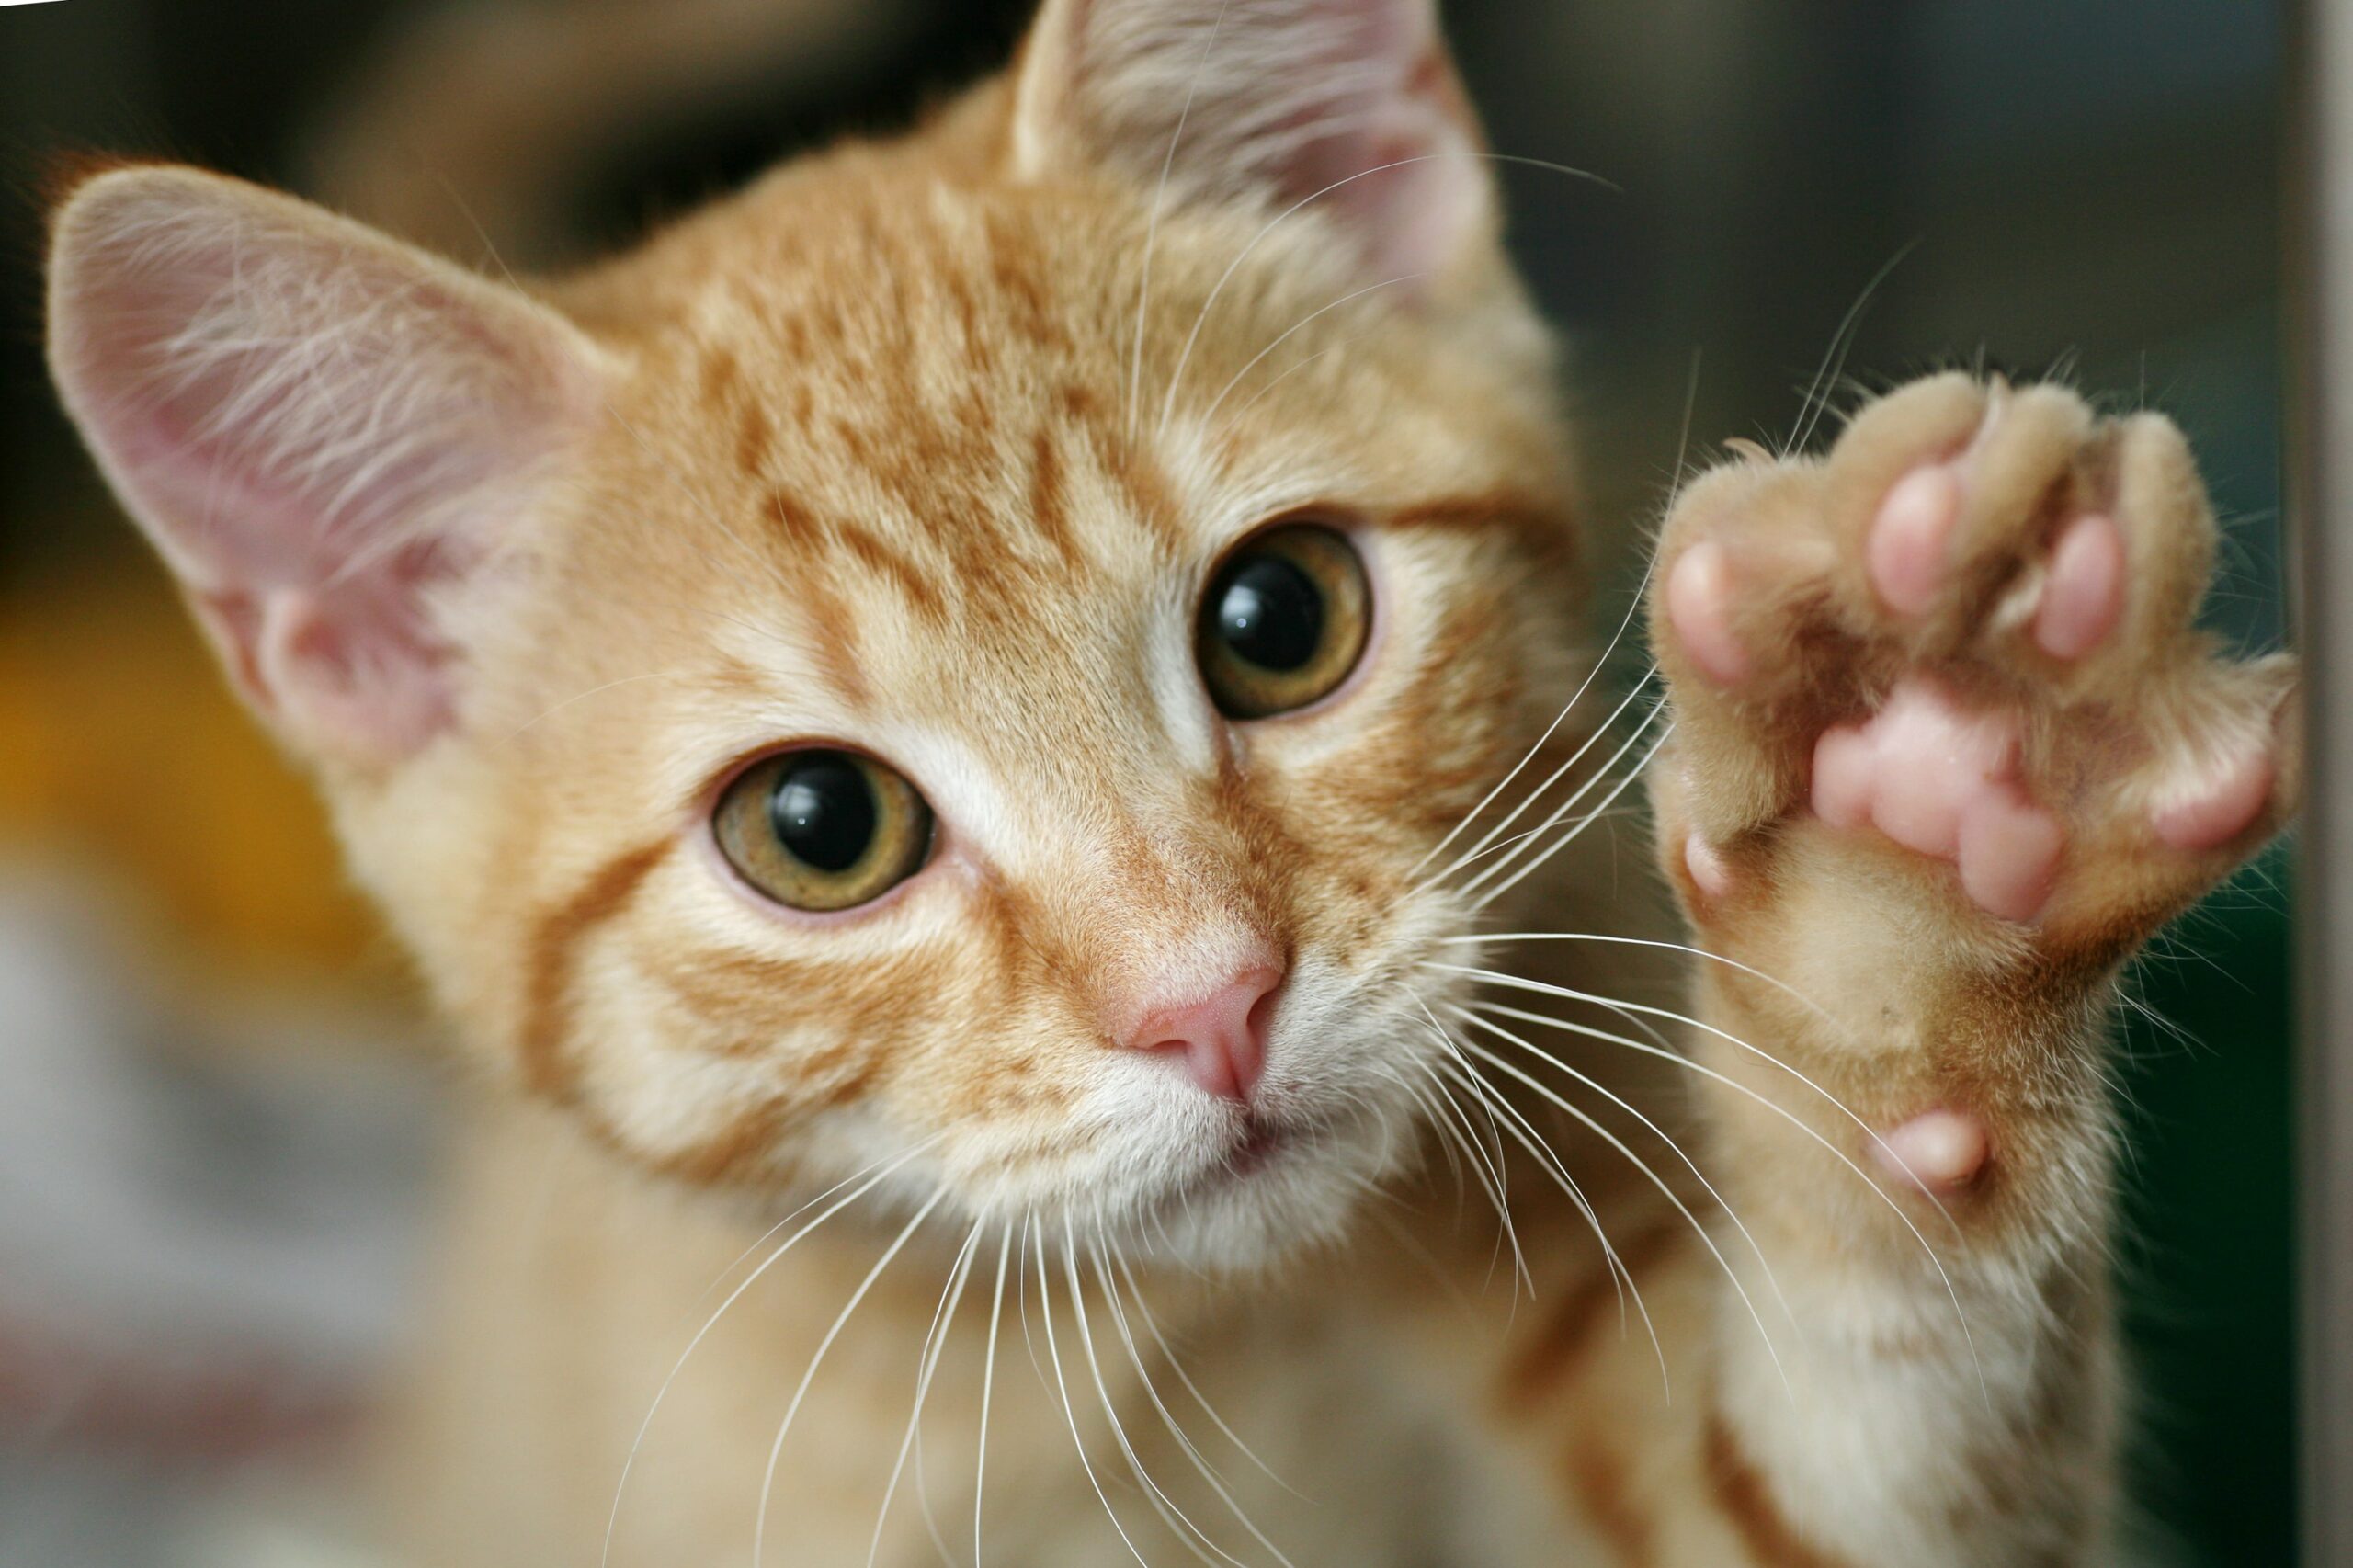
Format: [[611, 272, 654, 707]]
[[1808, 678, 2063, 922], [1867, 464, 1963, 615], [2031, 514, 2126, 660], [1871, 1108, 1989, 1195], [1665, 540, 1752, 685]]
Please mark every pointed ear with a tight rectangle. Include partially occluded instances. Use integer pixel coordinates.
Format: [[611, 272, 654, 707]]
[[1011, 0, 1493, 284], [46, 165, 605, 770]]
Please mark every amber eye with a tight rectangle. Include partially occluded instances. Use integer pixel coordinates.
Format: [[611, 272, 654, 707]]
[[1196, 523, 1371, 719], [713, 749, 935, 912]]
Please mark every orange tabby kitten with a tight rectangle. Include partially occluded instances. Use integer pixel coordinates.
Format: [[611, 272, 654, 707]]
[[43, 1, 2296, 1562]]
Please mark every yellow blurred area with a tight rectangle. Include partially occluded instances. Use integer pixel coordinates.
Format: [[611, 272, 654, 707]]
[[0, 549, 385, 988]]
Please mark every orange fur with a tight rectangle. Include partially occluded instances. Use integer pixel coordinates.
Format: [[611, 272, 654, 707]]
[[40, 2, 2294, 1563]]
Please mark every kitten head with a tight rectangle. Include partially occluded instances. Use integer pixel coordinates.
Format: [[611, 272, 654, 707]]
[[45, 0, 1583, 1267]]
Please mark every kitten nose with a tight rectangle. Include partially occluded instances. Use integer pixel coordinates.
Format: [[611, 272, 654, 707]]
[[1125, 963, 1285, 1103]]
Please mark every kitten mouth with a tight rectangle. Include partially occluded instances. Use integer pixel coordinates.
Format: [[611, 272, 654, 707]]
[[1154, 1114, 1300, 1213], [1199, 1112, 1312, 1191], [1223, 1115, 1290, 1177]]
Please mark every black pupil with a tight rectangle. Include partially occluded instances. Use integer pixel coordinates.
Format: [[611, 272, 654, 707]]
[[1213, 554, 1324, 672], [768, 755, 877, 874]]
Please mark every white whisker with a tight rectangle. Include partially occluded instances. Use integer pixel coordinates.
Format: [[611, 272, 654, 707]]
[[1434, 932, 1838, 1028], [1034, 1216, 1154, 1568], [1449, 1008, 1796, 1364], [1415, 1017, 1531, 1299], [600, 1138, 939, 1568], [1421, 668, 1660, 892], [972, 1227, 1012, 1568], [1427, 1049, 1633, 1331], [498, 669, 682, 746], [1063, 1221, 1240, 1568], [755, 1188, 947, 1567], [867, 1221, 983, 1568], [1094, 1244, 1305, 1567], [1158, 152, 1616, 439], [1413, 348, 1697, 886], [1408, 1001, 1665, 1394], [1443, 983, 1986, 1397], [1210, 332, 1373, 443], [1196, 272, 1426, 430], [1463, 709, 1673, 908], [1129, 1, 1235, 438], [1788, 241, 1918, 457], [1109, 1252, 1297, 1495], [1444, 1002, 1791, 1336]]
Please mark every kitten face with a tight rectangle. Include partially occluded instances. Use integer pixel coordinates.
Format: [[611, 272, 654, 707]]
[[422, 176, 1576, 1267], [47, 0, 1584, 1268]]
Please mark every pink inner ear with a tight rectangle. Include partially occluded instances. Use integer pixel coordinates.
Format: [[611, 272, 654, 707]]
[[200, 540, 466, 760], [1254, 3, 1487, 279], [48, 168, 594, 767], [1029, 0, 1492, 283]]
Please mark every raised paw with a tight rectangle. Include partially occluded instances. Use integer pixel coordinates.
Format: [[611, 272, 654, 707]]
[[1648, 373, 2297, 955]]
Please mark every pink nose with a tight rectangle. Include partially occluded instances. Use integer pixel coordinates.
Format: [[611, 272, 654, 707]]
[[1125, 964, 1284, 1103]]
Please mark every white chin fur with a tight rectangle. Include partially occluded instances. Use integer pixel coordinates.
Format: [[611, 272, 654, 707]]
[[1120, 1105, 1414, 1273]]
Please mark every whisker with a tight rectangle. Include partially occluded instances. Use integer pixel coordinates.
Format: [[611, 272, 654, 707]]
[[1449, 1027, 1789, 1392], [1432, 813, 1643, 881], [755, 1188, 947, 1567], [1420, 667, 1660, 892], [1159, 151, 1618, 438], [1196, 273, 1427, 430], [1016, 1212, 1048, 1386], [1461, 706, 1671, 906], [1092, 1254, 1219, 1503], [1129, 1, 1235, 438], [1210, 331, 1374, 443], [1426, 1049, 1631, 1332], [1408, 1006, 1665, 1395], [1449, 986, 1986, 1397], [1434, 932, 1838, 1028], [1448, 1005, 1796, 1339], [1414, 347, 1698, 886], [1787, 241, 1919, 458], [601, 1139, 939, 1568], [1094, 1244, 1306, 1567], [1063, 1221, 1243, 1568], [1374, 1062, 1465, 1194], [498, 669, 684, 746], [1437, 967, 1945, 1199], [972, 1227, 1012, 1568], [1034, 1215, 1155, 1568], [1109, 1252, 1297, 1495], [1421, 1036, 1628, 1327], [1415, 1024, 1531, 1299], [866, 1220, 983, 1568]]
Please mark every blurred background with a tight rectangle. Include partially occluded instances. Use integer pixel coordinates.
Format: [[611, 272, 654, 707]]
[[0, 0, 2296, 1562]]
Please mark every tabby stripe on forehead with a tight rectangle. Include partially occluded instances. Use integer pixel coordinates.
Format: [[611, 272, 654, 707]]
[[764, 483, 950, 620], [801, 580, 872, 708], [1027, 427, 1085, 571], [517, 839, 673, 1098], [1391, 489, 1577, 567]]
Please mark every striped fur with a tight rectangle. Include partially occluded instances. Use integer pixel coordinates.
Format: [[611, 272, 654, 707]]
[[42, 2, 2295, 1563]]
